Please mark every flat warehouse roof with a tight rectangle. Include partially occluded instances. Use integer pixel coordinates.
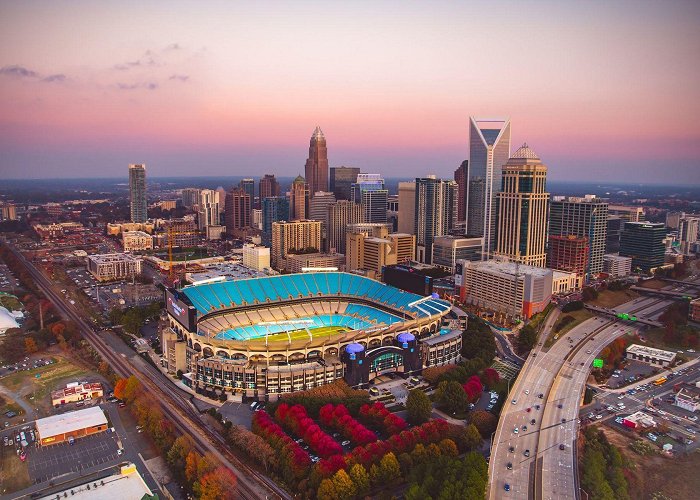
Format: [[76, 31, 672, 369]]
[[35, 406, 107, 439], [626, 344, 676, 362]]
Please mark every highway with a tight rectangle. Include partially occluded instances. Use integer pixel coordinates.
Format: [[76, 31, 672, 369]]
[[487, 282, 697, 500], [2, 241, 288, 500]]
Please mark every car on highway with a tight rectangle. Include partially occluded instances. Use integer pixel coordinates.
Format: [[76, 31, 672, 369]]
[[530, 419, 536, 425], [522, 425, 528, 431], [525, 390, 530, 395], [507, 462, 513, 470], [559, 444, 565, 450], [538, 393, 543, 399], [535, 404, 541, 410], [513, 427, 519, 434], [557, 403, 563, 409], [508, 446, 514, 452], [524, 449, 530, 457], [512, 399, 517, 405], [504, 484, 511, 492]]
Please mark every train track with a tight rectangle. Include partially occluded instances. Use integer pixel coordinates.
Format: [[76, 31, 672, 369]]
[[3, 242, 287, 500]]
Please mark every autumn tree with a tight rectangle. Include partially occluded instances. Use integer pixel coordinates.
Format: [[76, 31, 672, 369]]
[[348, 463, 370, 497], [24, 337, 39, 354], [331, 469, 356, 500], [113, 378, 127, 400], [317, 478, 337, 499], [197, 466, 238, 500], [378, 452, 401, 484]]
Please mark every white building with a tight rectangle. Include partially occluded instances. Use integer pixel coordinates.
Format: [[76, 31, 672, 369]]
[[603, 254, 633, 278], [0, 306, 19, 335], [37, 463, 153, 500], [625, 344, 676, 367], [87, 253, 142, 282], [198, 189, 221, 230], [242, 244, 271, 271], [122, 230, 153, 252], [674, 384, 700, 413], [552, 270, 578, 295]]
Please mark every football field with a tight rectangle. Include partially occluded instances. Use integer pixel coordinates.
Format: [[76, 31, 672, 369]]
[[251, 325, 349, 343]]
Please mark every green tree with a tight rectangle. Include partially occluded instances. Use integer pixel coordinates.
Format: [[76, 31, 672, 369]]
[[437, 380, 468, 414], [406, 388, 432, 425], [438, 438, 458, 457], [332, 469, 356, 500], [518, 325, 537, 350], [369, 463, 382, 488], [348, 463, 370, 497]]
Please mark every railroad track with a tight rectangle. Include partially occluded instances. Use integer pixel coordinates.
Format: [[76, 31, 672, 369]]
[[4, 242, 287, 500]]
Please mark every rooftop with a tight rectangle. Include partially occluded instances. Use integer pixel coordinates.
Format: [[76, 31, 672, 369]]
[[35, 406, 108, 439], [626, 344, 676, 362], [465, 260, 553, 278], [38, 463, 152, 500]]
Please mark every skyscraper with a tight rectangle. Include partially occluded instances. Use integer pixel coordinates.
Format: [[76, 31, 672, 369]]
[[454, 160, 468, 223], [224, 188, 251, 234], [129, 164, 147, 223], [271, 220, 322, 269], [181, 188, 201, 209], [327, 200, 365, 253], [547, 235, 589, 288], [262, 196, 290, 244], [289, 175, 309, 220], [679, 217, 699, 255], [619, 222, 666, 272], [239, 178, 255, 209], [351, 174, 388, 223], [305, 126, 329, 198], [397, 181, 416, 234], [414, 176, 458, 264], [259, 174, 280, 202], [549, 195, 608, 278], [495, 144, 549, 267], [309, 191, 337, 250], [197, 189, 221, 230], [465, 117, 511, 256], [329, 166, 360, 201]]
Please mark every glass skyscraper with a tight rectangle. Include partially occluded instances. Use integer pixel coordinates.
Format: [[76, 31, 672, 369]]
[[465, 117, 511, 257], [262, 196, 290, 244], [129, 163, 147, 223], [351, 174, 388, 224], [414, 176, 457, 264], [330, 166, 360, 201]]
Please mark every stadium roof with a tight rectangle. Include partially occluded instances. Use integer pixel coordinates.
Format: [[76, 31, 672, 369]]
[[35, 406, 107, 439]]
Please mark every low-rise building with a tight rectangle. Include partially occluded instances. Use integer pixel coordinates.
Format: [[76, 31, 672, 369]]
[[690, 298, 700, 322], [51, 382, 103, 407], [87, 253, 142, 282], [286, 252, 345, 273], [625, 344, 676, 367], [185, 262, 267, 284], [420, 329, 462, 367], [552, 270, 579, 295], [37, 463, 153, 500], [603, 254, 633, 278], [205, 224, 226, 240], [122, 230, 153, 252], [621, 410, 657, 429], [674, 383, 700, 413], [35, 406, 108, 445], [242, 244, 271, 271]]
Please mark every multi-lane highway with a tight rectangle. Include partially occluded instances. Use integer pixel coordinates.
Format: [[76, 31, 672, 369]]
[[2, 241, 288, 500], [488, 282, 696, 499]]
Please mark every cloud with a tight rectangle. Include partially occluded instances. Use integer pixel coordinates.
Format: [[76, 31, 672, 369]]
[[169, 74, 189, 82], [116, 82, 159, 90], [163, 43, 181, 52], [42, 74, 67, 83], [0, 65, 39, 78]]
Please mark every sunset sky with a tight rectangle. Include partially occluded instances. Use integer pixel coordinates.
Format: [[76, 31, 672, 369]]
[[1, 0, 699, 182]]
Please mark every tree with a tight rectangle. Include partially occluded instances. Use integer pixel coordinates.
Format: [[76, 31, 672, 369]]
[[369, 463, 382, 488], [348, 463, 370, 497], [378, 452, 401, 484], [406, 389, 432, 425], [185, 450, 202, 485], [331, 469, 356, 500], [197, 466, 238, 500], [317, 478, 337, 500], [437, 380, 468, 414], [518, 325, 538, 350], [438, 438, 459, 457], [122, 375, 141, 403], [167, 435, 195, 478], [24, 337, 39, 354], [469, 410, 497, 437], [113, 378, 127, 400]]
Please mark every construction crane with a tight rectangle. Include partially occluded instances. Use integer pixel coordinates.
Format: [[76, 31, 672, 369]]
[[167, 226, 202, 282]]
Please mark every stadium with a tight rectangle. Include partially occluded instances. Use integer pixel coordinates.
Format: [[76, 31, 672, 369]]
[[163, 272, 462, 400]]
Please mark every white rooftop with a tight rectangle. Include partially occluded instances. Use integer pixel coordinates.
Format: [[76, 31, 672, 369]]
[[35, 406, 107, 439], [466, 260, 553, 278], [38, 464, 152, 500], [626, 344, 676, 362]]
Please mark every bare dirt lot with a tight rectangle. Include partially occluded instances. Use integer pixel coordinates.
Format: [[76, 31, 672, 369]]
[[600, 426, 700, 500]]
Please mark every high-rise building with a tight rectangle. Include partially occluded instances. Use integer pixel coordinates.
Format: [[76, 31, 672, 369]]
[[129, 164, 147, 223], [606, 217, 624, 253], [547, 235, 589, 288], [304, 126, 329, 198], [397, 181, 416, 234], [494, 144, 549, 267], [161, 218, 199, 247], [271, 220, 322, 270], [454, 160, 468, 223], [242, 244, 270, 271], [465, 117, 511, 256], [197, 189, 221, 230], [329, 166, 360, 201], [288, 175, 309, 220], [327, 201, 365, 253], [0, 203, 17, 221], [262, 197, 290, 243], [679, 217, 699, 255], [345, 224, 415, 277], [666, 211, 685, 230], [239, 178, 255, 210], [181, 188, 201, 209], [414, 176, 458, 264], [309, 191, 337, 250], [549, 195, 608, 278], [432, 235, 483, 272], [608, 205, 644, 222], [224, 188, 251, 234], [259, 174, 280, 202], [351, 174, 388, 223], [619, 222, 666, 272]]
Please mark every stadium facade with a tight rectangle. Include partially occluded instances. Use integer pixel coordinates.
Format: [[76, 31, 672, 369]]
[[162, 272, 459, 401]]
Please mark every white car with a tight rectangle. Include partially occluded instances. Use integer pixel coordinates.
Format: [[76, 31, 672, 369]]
[[512, 399, 517, 405], [525, 390, 530, 395]]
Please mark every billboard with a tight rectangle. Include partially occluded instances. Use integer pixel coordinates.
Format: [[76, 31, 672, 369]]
[[166, 289, 197, 332]]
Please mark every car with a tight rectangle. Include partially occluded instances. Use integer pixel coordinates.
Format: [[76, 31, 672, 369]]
[[512, 399, 517, 405], [535, 404, 541, 410], [559, 444, 565, 450], [117, 449, 124, 456], [525, 390, 530, 395], [522, 425, 528, 431], [538, 393, 543, 399], [504, 483, 511, 492], [526, 407, 531, 413], [586, 350, 592, 354], [513, 427, 519, 434], [524, 449, 530, 457], [118, 402, 126, 408], [530, 419, 536, 425], [508, 446, 515, 453], [618, 395, 625, 399], [557, 403, 563, 409], [561, 418, 567, 423], [507, 462, 513, 470], [595, 415, 603, 420], [341, 440, 351, 446], [68, 437, 75, 446], [688, 416, 698, 422]]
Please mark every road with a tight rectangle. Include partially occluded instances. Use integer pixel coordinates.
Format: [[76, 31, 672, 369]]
[[2, 241, 288, 500]]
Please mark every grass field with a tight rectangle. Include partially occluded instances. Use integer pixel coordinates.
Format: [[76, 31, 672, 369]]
[[588, 288, 639, 308], [545, 309, 594, 348], [0, 293, 22, 311], [0, 449, 31, 495], [248, 325, 349, 343]]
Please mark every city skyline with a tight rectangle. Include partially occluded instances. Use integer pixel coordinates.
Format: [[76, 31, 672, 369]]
[[1, 1, 699, 183]]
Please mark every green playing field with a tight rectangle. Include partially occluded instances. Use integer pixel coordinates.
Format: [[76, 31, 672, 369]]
[[249, 325, 349, 343]]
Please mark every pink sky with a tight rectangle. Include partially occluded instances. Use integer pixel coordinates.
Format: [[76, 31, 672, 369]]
[[1, 0, 699, 182]]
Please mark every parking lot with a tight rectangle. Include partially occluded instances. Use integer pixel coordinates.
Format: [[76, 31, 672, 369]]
[[604, 360, 659, 389], [26, 431, 120, 484], [0, 262, 22, 293]]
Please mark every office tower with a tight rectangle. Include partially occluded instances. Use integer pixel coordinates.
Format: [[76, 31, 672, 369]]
[[330, 166, 360, 200], [454, 160, 468, 223], [619, 222, 666, 272], [197, 189, 220, 230], [309, 191, 336, 250], [239, 178, 255, 209], [0, 203, 17, 221], [432, 235, 483, 272], [387, 196, 399, 212], [242, 244, 270, 270], [603, 254, 632, 278], [129, 164, 147, 223], [259, 174, 280, 202], [414, 176, 458, 264], [327, 201, 365, 253], [606, 217, 624, 253], [465, 117, 511, 256], [666, 211, 685, 230], [351, 174, 388, 223], [181, 188, 201, 209], [345, 225, 415, 277], [262, 196, 290, 243], [304, 126, 329, 198], [678, 217, 699, 255], [224, 188, 251, 234], [608, 205, 644, 222], [252, 209, 263, 230], [288, 175, 309, 220], [271, 220, 322, 269], [549, 195, 608, 279], [398, 181, 416, 234], [494, 144, 549, 267], [547, 235, 589, 288]]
